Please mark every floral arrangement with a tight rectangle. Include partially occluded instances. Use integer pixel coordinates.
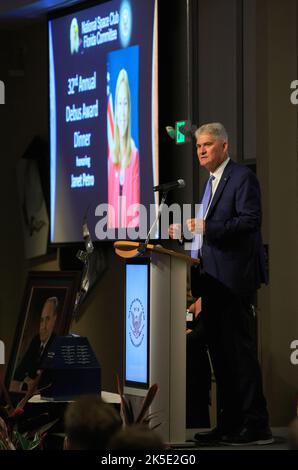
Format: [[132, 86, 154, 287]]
[[0, 372, 55, 450], [116, 375, 160, 428]]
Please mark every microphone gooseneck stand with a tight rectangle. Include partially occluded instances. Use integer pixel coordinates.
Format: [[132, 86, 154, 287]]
[[137, 191, 168, 255]]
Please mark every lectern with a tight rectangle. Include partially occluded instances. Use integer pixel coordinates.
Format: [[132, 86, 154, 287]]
[[114, 241, 199, 443]]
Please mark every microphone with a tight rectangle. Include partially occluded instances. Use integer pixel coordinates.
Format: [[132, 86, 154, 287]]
[[138, 191, 168, 254], [153, 179, 186, 193], [138, 179, 186, 255]]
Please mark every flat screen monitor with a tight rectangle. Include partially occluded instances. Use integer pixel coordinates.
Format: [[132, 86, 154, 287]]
[[124, 261, 149, 393], [48, 0, 159, 243]]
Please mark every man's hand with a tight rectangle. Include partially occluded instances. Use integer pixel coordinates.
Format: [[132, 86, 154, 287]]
[[186, 298, 202, 334], [188, 297, 202, 318], [168, 223, 182, 240], [186, 218, 205, 235]]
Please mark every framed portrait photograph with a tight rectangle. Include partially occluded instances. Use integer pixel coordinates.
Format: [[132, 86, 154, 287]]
[[6, 271, 80, 393]]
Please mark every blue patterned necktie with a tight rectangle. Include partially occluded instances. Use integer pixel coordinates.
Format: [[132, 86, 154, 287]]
[[191, 175, 215, 258]]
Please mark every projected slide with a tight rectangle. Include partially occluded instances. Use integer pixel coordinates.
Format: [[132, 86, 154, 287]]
[[49, 0, 158, 243]]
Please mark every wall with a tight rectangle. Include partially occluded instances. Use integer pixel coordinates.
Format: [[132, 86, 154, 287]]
[[194, 0, 298, 425], [0, 19, 48, 369], [257, 0, 298, 424]]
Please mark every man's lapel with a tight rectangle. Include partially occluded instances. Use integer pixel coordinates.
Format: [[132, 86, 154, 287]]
[[206, 160, 234, 218]]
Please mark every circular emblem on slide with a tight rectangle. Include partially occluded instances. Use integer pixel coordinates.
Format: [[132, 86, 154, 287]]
[[128, 298, 145, 347], [119, 1, 132, 47], [70, 17, 80, 54]]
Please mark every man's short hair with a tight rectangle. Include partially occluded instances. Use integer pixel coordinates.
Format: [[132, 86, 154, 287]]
[[64, 395, 122, 450], [195, 122, 228, 141]]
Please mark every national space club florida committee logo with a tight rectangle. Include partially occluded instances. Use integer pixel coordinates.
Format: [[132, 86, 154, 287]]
[[70, 17, 80, 54], [119, 1, 132, 47], [128, 298, 145, 347]]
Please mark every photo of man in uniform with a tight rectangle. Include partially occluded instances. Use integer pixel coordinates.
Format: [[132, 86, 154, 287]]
[[10, 297, 58, 392]]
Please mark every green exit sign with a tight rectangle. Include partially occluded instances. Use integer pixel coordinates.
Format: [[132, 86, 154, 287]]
[[175, 120, 193, 144], [175, 121, 186, 144]]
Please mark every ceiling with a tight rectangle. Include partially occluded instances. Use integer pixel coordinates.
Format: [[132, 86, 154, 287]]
[[0, 0, 85, 18]]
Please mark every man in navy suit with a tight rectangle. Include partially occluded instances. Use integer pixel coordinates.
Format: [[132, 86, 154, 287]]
[[170, 122, 272, 445]]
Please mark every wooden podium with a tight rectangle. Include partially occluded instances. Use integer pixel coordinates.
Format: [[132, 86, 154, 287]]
[[114, 241, 199, 443]]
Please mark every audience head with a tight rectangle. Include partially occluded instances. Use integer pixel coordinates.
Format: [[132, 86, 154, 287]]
[[64, 395, 122, 450]]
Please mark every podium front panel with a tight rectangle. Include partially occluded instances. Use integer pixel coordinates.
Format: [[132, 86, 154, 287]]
[[124, 260, 150, 395], [123, 251, 186, 443]]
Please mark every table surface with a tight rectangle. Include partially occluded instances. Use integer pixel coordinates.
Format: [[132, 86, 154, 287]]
[[29, 391, 121, 404]]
